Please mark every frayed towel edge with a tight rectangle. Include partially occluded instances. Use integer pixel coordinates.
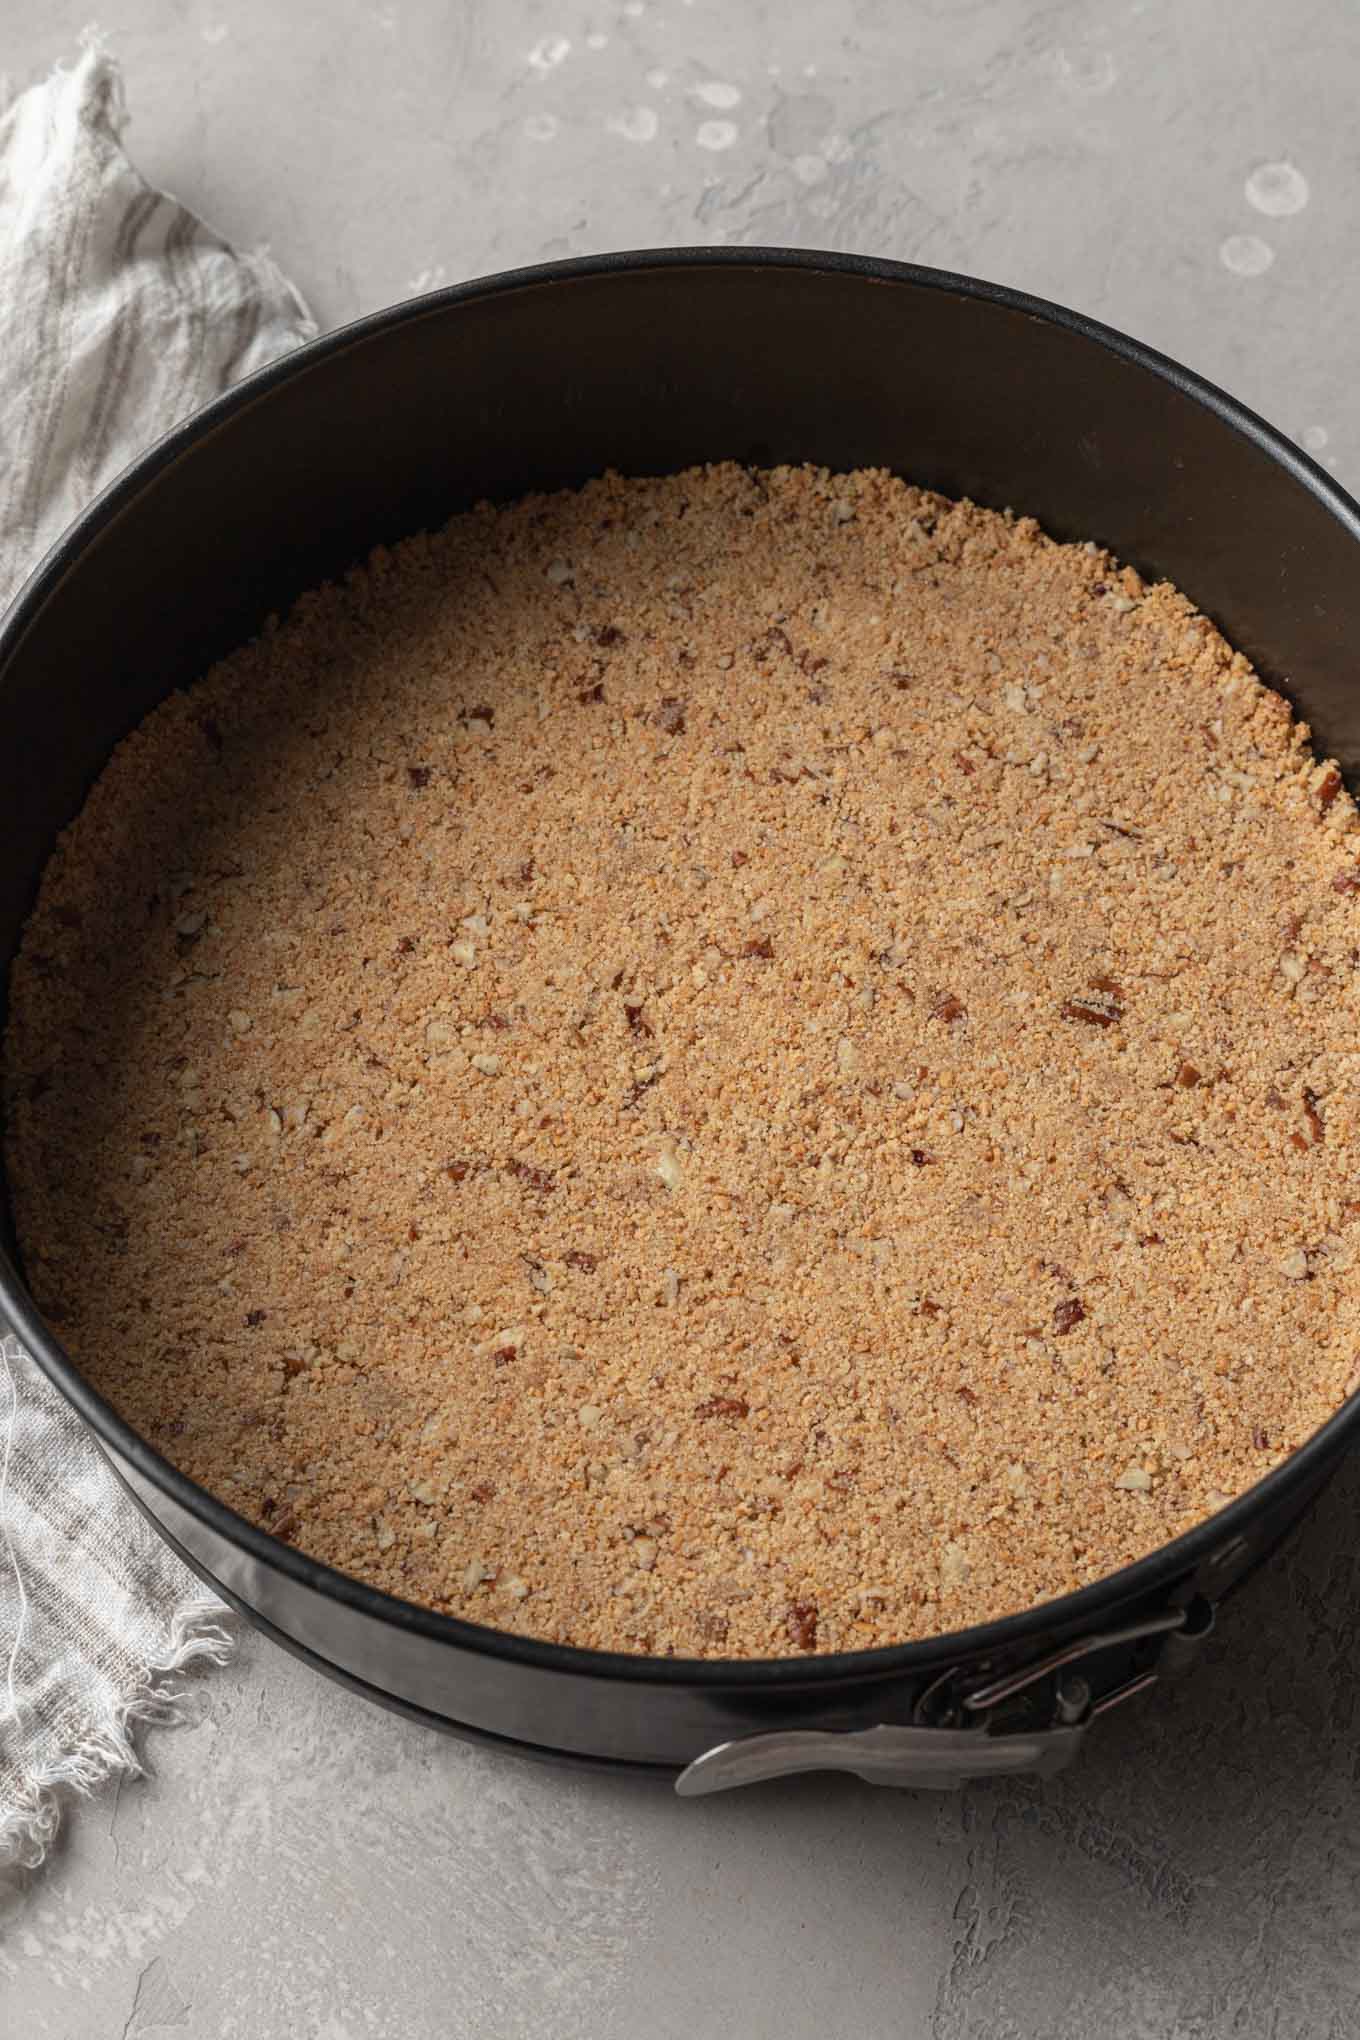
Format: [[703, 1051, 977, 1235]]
[[0, 1597, 236, 1869]]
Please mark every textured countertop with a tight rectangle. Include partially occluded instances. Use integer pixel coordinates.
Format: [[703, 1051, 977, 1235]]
[[5, 4, 1360, 2034]]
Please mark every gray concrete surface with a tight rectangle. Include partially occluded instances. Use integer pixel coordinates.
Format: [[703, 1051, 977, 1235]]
[[4, 2, 1360, 2033]]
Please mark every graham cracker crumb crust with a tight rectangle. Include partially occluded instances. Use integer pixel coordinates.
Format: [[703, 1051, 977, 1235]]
[[7, 462, 1360, 1658]]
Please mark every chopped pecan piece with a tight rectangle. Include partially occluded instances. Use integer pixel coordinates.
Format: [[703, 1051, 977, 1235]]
[[753, 626, 793, 663], [1061, 980, 1123, 1027], [785, 1601, 818, 1651], [1053, 1297, 1086, 1335], [696, 1395, 749, 1419], [621, 1069, 661, 1111], [932, 993, 967, 1024]]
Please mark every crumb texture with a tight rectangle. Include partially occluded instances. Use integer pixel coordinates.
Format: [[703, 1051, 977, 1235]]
[[7, 463, 1360, 1658]]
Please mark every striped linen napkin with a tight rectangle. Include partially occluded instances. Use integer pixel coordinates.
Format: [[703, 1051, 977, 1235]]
[[0, 40, 314, 1866]]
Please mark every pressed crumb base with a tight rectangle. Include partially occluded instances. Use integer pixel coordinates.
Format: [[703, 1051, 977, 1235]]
[[7, 463, 1360, 1659]]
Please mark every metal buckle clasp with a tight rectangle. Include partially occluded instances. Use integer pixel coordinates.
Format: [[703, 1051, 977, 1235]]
[[673, 1597, 1215, 1796]]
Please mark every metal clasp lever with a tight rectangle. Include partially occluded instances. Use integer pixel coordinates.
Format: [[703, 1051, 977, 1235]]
[[674, 1720, 1084, 1796], [674, 1598, 1216, 1796]]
